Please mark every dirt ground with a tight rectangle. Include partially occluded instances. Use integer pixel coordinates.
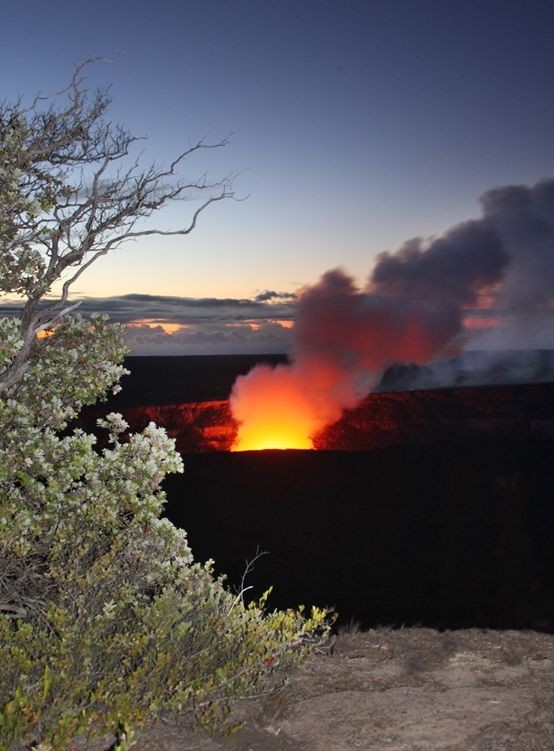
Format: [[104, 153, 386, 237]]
[[129, 626, 554, 751]]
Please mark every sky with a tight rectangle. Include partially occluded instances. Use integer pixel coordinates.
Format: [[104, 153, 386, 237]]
[[1, 0, 553, 354]]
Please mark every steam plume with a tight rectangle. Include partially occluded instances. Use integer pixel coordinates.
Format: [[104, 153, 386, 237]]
[[231, 179, 554, 448], [472, 180, 554, 350]]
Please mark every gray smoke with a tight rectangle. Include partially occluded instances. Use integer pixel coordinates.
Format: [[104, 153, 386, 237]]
[[370, 220, 508, 305], [468, 179, 554, 354], [482, 180, 554, 312], [377, 350, 554, 391], [292, 210, 516, 388], [231, 179, 554, 444]]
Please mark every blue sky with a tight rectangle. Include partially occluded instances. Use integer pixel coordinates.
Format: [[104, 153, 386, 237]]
[[1, 0, 553, 352]]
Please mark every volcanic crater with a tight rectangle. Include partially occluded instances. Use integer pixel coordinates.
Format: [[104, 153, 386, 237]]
[[79, 377, 554, 454], [76, 355, 554, 632]]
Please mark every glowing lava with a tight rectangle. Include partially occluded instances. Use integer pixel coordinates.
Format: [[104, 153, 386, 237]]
[[230, 364, 318, 450], [233, 426, 313, 451]]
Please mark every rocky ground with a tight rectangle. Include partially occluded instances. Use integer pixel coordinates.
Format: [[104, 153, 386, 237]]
[[129, 626, 554, 751]]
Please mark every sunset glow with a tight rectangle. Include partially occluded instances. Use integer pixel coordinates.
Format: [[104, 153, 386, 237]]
[[127, 319, 185, 334], [269, 319, 294, 329]]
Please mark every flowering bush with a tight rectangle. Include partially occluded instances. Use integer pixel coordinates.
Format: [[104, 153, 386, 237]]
[[0, 316, 329, 750]]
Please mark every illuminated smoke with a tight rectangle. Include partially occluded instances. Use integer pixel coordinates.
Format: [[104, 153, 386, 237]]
[[231, 179, 554, 449]]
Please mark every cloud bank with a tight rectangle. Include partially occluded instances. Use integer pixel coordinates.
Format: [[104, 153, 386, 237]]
[[0, 292, 296, 355]]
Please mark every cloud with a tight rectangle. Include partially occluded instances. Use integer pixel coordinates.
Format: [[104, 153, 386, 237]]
[[0, 292, 296, 355], [253, 290, 297, 303], [125, 320, 293, 355], [70, 292, 295, 325]]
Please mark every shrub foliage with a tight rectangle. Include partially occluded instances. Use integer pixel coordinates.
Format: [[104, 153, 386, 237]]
[[0, 322, 329, 751]]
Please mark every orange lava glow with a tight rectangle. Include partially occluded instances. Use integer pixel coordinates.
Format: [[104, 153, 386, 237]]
[[230, 364, 318, 450], [233, 426, 313, 451]]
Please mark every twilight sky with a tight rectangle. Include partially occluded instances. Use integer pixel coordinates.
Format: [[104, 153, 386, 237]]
[[1, 0, 553, 354]]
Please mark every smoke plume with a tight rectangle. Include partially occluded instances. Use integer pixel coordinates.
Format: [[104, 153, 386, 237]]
[[231, 179, 554, 448]]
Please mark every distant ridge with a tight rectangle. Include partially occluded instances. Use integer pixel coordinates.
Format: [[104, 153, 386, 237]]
[[101, 350, 554, 410], [110, 354, 288, 408]]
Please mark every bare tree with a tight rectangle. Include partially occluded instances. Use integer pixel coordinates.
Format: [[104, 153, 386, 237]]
[[0, 59, 235, 392]]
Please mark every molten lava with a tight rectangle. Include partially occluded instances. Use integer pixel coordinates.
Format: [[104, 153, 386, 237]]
[[233, 425, 313, 451], [230, 364, 320, 450]]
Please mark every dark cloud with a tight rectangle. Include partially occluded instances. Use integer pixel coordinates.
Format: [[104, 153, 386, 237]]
[[253, 290, 297, 303], [72, 293, 295, 324], [0, 292, 295, 324]]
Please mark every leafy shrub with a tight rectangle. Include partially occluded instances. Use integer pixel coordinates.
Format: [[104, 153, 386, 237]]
[[0, 317, 330, 750]]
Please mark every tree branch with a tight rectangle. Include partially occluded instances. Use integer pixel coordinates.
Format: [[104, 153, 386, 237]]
[[0, 61, 236, 393]]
